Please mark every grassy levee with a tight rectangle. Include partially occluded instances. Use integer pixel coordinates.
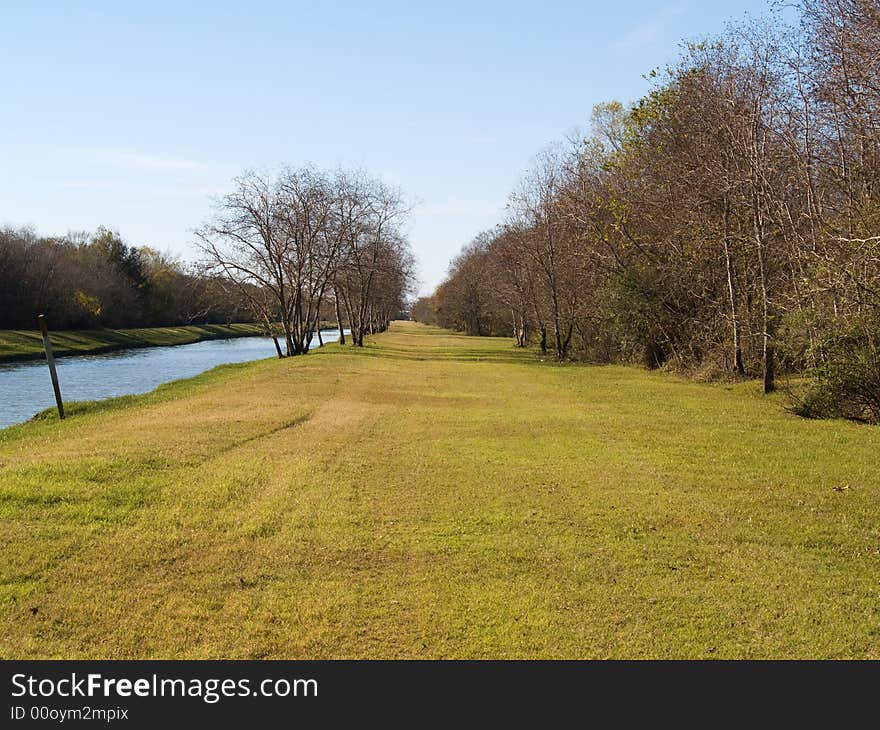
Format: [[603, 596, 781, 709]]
[[1, 321, 878, 658], [0, 323, 265, 363]]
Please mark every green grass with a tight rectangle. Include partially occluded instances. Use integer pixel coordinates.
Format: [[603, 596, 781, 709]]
[[0, 323, 265, 363], [1, 322, 879, 658]]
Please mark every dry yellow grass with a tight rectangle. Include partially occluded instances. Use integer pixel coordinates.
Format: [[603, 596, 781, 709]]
[[1, 322, 879, 658]]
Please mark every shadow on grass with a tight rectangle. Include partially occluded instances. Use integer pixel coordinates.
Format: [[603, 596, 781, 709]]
[[346, 343, 541, 364]]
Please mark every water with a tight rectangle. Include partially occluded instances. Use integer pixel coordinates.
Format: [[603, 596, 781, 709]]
[[0, 330, 344, 430]]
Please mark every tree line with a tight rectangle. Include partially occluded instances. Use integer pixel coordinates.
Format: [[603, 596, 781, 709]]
[[415, 0, 880, 424], [196, 165, 415, 356], [0, 226, 249, 330]]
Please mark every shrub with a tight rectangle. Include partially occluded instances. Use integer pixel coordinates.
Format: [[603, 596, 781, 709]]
[[793, 320, 880, 424]]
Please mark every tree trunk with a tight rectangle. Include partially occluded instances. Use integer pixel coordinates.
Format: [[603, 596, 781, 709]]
[[753, 193, 775, 394], [550, 285, 564, 360], [722, 197, 745, 375], [334, 292, 346, 345], [512, 310, 527, 347], [561, 321, 573, 359], [763, 314, 776, 394]]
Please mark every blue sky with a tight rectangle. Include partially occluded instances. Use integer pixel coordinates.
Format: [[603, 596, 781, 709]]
[[1, 0, 773, 295]]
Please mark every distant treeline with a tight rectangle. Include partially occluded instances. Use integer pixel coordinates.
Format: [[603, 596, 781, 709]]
[[0, 226, 249, 330], [415, 0, 880, 423]]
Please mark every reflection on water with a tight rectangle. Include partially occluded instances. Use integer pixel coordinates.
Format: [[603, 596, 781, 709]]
[[0, 331, 343, 429]]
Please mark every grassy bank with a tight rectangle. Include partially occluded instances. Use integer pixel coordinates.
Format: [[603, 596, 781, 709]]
[[0, 324, 265, 363], [1, 322, 879, 658]]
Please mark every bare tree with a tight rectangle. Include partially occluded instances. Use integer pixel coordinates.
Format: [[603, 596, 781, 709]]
[[196, 170, 299, 354]]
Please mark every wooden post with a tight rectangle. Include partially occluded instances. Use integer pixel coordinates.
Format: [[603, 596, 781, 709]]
[[37, 315, 64, 420]]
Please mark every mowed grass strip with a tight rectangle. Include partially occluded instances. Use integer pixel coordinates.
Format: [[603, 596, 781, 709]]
[[1, 322, 879, 658], [0, 323, 264, 363]]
